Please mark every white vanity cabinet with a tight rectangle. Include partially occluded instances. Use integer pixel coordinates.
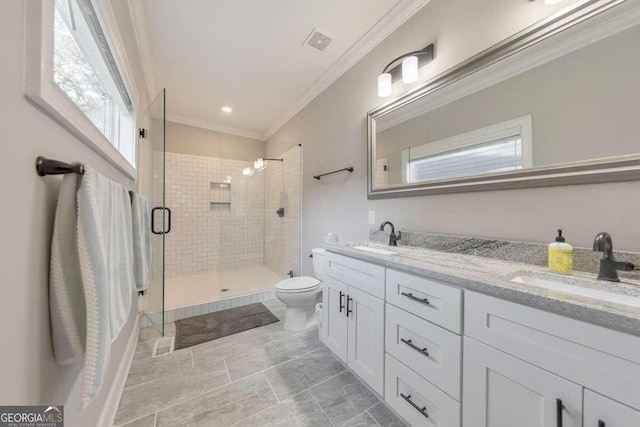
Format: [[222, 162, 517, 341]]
[[464, 291, 640, 427], [584, 390, 640, 427], [321, 250, 640, 427], [463, 338, 582, 427], [347, 286, 385, 394], [320, 253, 385, 394], [320, 275, 348, 361]]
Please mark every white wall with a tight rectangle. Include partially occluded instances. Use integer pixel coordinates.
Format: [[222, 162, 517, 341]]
[[166, 121, 265, 162], [0, 1, 144, 425], [266, 0, 640, 276]]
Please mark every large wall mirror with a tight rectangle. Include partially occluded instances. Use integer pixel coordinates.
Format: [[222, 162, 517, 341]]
[[368, 0, 640, 198]]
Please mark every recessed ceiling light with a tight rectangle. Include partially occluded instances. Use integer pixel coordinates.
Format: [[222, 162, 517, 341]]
[[221, 106, 232, 113]]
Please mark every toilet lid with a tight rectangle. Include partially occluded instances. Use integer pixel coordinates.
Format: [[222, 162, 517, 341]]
[[276, 277, 321, 293]]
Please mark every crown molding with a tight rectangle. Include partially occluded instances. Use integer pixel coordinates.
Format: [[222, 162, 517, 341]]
[[263, 0, 432, 139], [166, 114, 266, 141], [127, 0, 157, 104]]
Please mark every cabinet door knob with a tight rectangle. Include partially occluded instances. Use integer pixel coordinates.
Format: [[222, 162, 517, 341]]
[[598, 421, 606, 427]]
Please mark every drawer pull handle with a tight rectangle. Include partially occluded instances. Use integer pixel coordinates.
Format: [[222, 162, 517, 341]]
[[339, 291, 345, 313], [598, 421, 605, 427], [556, 399, 565, 427], [400, 338, 429, 357], [400, 393, 429, 419], [401, 291, 430, 305]]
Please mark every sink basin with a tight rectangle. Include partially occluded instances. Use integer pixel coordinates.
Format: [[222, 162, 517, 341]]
[[511, 273, 640, 309], [353, 246, 397, 256]]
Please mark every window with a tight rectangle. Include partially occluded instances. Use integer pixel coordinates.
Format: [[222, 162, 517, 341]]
[[409, 136, 523, 182], [25, 0, 138, 177], [403, 116, 532, 183]]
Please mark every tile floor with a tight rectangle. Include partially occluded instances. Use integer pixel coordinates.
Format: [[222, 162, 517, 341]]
[[115, 300, 405, 427]]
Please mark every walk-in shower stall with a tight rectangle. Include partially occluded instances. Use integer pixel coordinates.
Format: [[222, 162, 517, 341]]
[[137, 90, 301, 333]]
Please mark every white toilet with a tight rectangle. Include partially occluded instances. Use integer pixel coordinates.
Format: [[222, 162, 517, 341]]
[[275, 248, 326, 331]]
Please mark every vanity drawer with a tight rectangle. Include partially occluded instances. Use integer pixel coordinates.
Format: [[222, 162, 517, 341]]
[[465, 291, 640, 410], [325, 252, 385, 299], [386, 269, 462, 333], [385, 304, 461, 400], [385, 354, 461, 427]]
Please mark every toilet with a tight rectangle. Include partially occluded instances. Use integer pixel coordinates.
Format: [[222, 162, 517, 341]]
[[275, 248, 326, 331]]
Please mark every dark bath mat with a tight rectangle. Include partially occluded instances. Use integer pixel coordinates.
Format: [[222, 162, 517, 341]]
[[174, 303, 279, 350]]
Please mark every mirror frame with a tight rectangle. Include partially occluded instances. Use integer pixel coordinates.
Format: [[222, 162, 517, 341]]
[[367, 0, 640, 199]]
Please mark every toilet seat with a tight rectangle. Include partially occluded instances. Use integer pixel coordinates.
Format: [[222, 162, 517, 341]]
[[276, 276, 321, 293]]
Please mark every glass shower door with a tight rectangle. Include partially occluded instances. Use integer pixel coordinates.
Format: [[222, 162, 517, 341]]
[[140, 89, 167, 335]]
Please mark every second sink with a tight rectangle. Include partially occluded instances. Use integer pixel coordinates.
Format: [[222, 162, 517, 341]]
[[510, 271, 640, 309]]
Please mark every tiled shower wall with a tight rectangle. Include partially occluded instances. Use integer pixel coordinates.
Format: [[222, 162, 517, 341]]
[[264, 146, 302, 277], [162, 152, 265, 278]]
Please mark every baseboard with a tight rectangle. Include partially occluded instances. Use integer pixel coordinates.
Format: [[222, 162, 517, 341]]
[[97, 314, 139, 427]]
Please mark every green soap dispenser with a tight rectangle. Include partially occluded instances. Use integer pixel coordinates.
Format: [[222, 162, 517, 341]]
[[548, 229, 573, 275]]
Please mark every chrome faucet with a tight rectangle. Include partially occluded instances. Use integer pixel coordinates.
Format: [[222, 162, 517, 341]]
[[379, 221, 401, 247], [592, 232, 635, 282]]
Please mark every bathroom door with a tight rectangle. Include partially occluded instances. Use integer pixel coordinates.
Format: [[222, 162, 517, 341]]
[[140, 89, 168, 335]]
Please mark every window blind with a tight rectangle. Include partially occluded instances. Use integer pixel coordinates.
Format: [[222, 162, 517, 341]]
[[410, 136, 523, 182]]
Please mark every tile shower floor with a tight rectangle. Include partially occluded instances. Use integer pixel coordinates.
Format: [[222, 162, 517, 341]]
[[115, 300, 405, 427], [164, 266, 285, 310]]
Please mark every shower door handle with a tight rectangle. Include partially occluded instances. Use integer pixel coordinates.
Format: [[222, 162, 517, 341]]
[[151, 207, 163, 235], [151, 207, 171, 235], [165, 207, 171, 234]]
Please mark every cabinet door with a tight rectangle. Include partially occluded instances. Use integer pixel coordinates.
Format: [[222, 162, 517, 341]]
[[463, 338, 582, 427], [584, 390, 640, 427], [320, 278, 348, 362], [347, 286, 385, 395]]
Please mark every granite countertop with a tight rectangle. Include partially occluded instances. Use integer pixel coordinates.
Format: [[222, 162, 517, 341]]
[[324, 241, 640, 337]]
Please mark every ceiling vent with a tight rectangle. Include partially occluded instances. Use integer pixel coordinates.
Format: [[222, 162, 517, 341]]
[[304, 28, 333, 52]]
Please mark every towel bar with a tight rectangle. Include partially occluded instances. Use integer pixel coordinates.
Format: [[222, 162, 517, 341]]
[[36, 156, 85, 176], [313, 167, 354, 180]]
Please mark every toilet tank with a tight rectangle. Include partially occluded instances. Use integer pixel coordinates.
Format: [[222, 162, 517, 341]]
[[311, 248, 327, 281]]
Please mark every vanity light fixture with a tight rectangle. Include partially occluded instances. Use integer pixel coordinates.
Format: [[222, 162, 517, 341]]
[[377, 43, 435, 97], [544, 0, 564, 4], [221, 106, 233, 113], [402, 56, 419, 83], [378, 74, 392, 97], [242, 167, 252, 176]]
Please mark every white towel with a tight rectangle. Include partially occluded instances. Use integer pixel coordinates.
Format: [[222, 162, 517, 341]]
[[130, 192, 151, 291], [49, 167, 135, 407], [76, 167, 134, 407], [50, 174, 85, 365]]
